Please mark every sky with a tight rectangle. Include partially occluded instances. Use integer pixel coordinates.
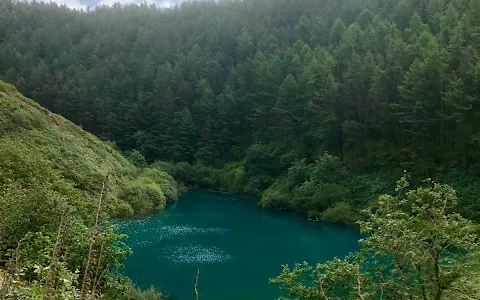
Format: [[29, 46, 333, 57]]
[[39, 0, 185, 10]]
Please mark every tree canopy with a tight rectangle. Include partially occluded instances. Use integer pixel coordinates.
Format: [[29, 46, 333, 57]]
[[0, 0, 479, 174]]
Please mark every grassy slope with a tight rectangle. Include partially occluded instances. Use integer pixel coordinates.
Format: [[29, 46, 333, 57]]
[[0, 80, 137, 221], [0, 80, 174, 298]]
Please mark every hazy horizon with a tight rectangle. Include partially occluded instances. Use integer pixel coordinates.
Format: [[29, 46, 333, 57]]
[[28, 0, 185, 10]]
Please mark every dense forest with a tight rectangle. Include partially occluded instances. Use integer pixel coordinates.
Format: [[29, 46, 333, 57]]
[[2, 0, 480, 222], [1, 0, 480, 298]]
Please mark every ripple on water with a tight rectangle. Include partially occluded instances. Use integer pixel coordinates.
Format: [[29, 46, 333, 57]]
[[136, 225, 229, 241], [119, 224, 231, 252], [160, 225, 230, 236], [165, 244, 233, 264]]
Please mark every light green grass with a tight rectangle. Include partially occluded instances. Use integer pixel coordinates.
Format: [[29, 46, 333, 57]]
[[0, 80, 177, 223]]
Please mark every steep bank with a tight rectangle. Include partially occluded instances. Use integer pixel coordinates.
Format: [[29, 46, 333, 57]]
[[0, 80, 178, 219], [0, 81, 175, 299]]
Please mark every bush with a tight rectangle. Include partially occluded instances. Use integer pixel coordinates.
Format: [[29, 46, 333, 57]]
[[11, 108, 30, 128], [311, 152, 346, 184], [14, 232, 54, 281], [0, 182, 69, 251], [217, 166, 245, 194], [435, 166, 480, 221], [128, 150, 148, 168], [285, 159, 311, 189], [125, 285, 169, 300], [120, 177, 166, 215], [103, 140, 119, 150], [311, 183, 349, 212], [260, 180, 293, 210], [105, 276, 169, 300], [321, 202, 355, 224], [10, 108, 47, 130], [141, 168, 178, 202], [292, 180, 316, 212], [192, 164, 220, 188], [150, 161, 175, 174], [243, 174, 273, 195], [114, 201, 135, 217]]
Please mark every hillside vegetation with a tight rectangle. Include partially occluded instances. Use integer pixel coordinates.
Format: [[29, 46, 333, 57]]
[[272, 175, 480, 299], [1, 0, 480, 298], [0, 81, 176, 299], [1, 0, 480, 221]]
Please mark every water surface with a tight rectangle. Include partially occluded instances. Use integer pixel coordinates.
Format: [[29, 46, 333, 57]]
[[116, 189, 361, 299]]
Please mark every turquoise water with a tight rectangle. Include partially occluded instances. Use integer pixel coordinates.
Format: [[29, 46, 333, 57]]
[[116, 189, 362, 299]]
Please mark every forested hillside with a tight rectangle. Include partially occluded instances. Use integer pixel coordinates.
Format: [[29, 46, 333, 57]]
[[0, 81, 176, 298], [1, 0, 480, 219], [1, 0, 480, 298]]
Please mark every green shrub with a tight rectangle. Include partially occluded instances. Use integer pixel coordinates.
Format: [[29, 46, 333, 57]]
[[243, 174, 273, 195], [285, 159, 311, 189], [141, 168, 178, 202], [150, 161, 176, 174], [321, 202, 355, 224], [105, 276, 169, 300], [11, 108, 31, 128], [293, 181, 317, 212], [0, 182, 69, 251], [217, 166, 245, 194], [343, 171, 394, 206], [311, 152, 346, 184], [125, 285, 169, 300], [435, 166, 480, 221], [128, 150, 148, 168], [114, 201, 135, 218], [231, 167, 246, 193], [260, 180, 293, 210], [13, 232, 54, 281], [278, 151, 297, 170], [103, 140, 119, 150], [120, 177, 166, 215], [311, 183, 349, 212], [192, 164, 221, 189]]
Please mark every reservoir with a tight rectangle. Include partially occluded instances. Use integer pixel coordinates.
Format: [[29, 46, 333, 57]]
[[116, 189, 362, 299]]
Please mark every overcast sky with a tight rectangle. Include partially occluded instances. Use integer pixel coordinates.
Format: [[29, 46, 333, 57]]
[[41, 0, 185, 10]]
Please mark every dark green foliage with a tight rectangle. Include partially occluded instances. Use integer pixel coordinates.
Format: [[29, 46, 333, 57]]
[[320, 202, 356, 224], [311, 153, 346, 184], [261, 180, 294, 210], [435, 166, 480, 220], [243, 144, 279, 194], [129, 150, 148, 168], [151, 161, 195, 187], [164, 108, 196, 163], [1, 1, 480, 217], [0, 0, 474, 176], [258, 153, 351, 217]]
